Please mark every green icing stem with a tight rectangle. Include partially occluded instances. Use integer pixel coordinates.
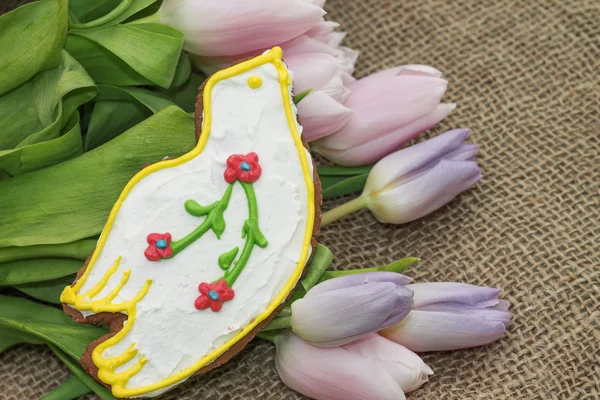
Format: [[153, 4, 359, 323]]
[[222, 181, 268, 287], [169, 184, 234, 257]]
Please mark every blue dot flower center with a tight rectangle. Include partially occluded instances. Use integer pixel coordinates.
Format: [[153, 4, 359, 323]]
[[156, 239, 168, 249], [208, 290, 219, 301], [240, 161, 251, 171]]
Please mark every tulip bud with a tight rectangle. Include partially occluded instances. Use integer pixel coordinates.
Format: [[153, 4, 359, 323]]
[[291, 272, 414, 347], [362, 128, 482, 224], [275, 332, 432, 400], [320, 129, 482, 226], [313, 65, 454, 165], [380, 282, 511, 352], [157, 0, 325, 57]]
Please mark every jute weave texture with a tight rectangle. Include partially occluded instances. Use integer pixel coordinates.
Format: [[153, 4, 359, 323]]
[[0, 0, 598, 399]]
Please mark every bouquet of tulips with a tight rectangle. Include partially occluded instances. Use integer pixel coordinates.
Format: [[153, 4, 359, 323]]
[[0, 0, 511, 399]]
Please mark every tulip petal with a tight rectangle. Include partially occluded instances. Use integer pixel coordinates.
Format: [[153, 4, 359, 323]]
[[368, 159, 481, 224], [275, 333, 406, 400], [318, 103, 456, 166], [319, 76, 449, 152], [345, 335, 433, 392], [407, 282, 501, 308], [292, 282, 413, 347], [297, 91, 352, 142], [380, 309, 508, 352], [349, 65, 443, 92], [305, 272, 412, 297], [286, 53, 344, 93], [160, 0, 325, 57], [363, 128, 471, 193]]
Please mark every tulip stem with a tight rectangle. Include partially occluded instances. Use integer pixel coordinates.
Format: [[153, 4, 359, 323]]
[[321, 196, 368, 226], [262, 316, 292, 331]]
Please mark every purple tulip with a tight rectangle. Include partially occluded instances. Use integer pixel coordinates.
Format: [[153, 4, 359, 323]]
[[380, 282, 511, 352], [157, 0, 325, 57], [320, 129, 481, 226], [313, 65, 454, 165], [291, 272, 414, 347], [275, 332, 433, 400], [364, 128, 481, 224]]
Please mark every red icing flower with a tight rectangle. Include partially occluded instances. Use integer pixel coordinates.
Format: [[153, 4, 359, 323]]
[[195, 280, 235, 312], [224, 153, 262, 183], [144, 233, 173, 261]]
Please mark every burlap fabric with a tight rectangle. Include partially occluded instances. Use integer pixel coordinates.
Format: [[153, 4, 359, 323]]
[[1, 0, 598, 399]]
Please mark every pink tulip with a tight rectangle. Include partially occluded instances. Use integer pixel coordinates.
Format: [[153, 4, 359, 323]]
[[291, 272, 414, 347], [275, 332, 432, 400], [380, 283, 511, 352], [313, 65, 454, 165], [285, 52, 354, 141], [157, 0, 325, 57]]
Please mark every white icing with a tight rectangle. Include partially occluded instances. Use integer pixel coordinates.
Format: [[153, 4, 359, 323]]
[[73, 59, 313, 397]]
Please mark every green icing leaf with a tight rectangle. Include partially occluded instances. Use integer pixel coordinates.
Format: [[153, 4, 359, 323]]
[[48, 344, 116, 400], [185, 200, 216, 217], [14, 275, 75, 304], [41, 374, 91, 400], [0, 0, 68, 96], [0, 295, 107, 360], [69, 23, 184, 88], [0, 259, 83, 286], [0, 106, 196, 248], [0, 239, 96, 264], [218, 247, 239, 271]]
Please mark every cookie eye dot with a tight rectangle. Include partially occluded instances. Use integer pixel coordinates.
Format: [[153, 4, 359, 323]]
[[248, 75, 262, 89]]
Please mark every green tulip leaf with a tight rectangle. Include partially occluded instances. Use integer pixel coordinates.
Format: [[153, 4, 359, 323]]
[[317, 165, 374, 176], [321, 173, 370, 200], [0, 295, 107, 360], [0, 51, 96, 175], [41, 374, 91, 400], [0, 239, 96, 264], [0, 106, 196, 248], [65, 34, 153, 86], [171, 52, 193, 88], [0, 112, 83, 176], [85, 102, 148, 150], [157, 72, 206, 113], [68, 0, 121, 23], [14, 275, 76, 304], [69, 23, 184, 88], [300, 244, 335, 293], [0, 259, 83, 286], [0, 326, 44, 354], [318, 257, 421, 282], [86, 84, 182, 150], [0, 0, 68, 96], [48, 344, 116, 400]]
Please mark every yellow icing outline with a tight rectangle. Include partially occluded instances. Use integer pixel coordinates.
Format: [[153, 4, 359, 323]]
[[60, 47, 314, 398]]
